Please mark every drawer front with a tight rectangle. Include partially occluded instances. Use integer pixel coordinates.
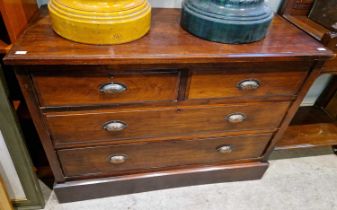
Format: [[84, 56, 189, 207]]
[[46, 102, 289, 147], [58, 133, 272, 177], [188, 70, 307, 99], [31, 70, 179, 107]]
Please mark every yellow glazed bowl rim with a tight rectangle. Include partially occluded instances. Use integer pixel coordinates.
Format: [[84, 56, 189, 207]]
[[49, 0, 151, 22], [54, 0, 146, 13]]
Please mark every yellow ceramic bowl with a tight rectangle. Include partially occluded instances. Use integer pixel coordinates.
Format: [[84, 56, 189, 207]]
[[48, 0, 151, 44]]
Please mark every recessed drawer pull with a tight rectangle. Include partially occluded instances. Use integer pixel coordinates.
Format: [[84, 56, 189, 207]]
[[237, 79, 260, 90], [226, 113, 246, 123], [103, 120, 128, 132], [217, 145, 232, 154], [99, 82, 127, 94], [109, 154, 128, 164]]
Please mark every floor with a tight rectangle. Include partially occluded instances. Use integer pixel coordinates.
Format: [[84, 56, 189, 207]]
[[41, 148, 337, 210]]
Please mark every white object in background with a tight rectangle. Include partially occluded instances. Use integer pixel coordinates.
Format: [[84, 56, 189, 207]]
[[265, 0, 282, 12], [148, 0, 182, 8], [0, 130, 26, 200], [301, 74, 333, 106]]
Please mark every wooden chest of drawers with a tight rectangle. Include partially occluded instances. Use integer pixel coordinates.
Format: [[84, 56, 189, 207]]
[[4, 8, 333, 202]]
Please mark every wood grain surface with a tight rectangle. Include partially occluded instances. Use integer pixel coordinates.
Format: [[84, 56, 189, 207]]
[[0, 0, 37, 43], [188, 69, 307, 99], [54, 162, 268, 203], [58, 133, 272, 177], [32, 70, 180, 107], [276, 106, 337, 149], [3, 9, 333, 65], [46, 102, 289, 148], [7, 7, 335, 202]]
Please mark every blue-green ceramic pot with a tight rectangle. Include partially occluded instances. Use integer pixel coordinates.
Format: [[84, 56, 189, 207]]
[[181, 0, 274, 44]]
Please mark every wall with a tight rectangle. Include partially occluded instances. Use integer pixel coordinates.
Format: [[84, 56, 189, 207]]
[[0, 130, 26, 200], [37, 0, 330, 106]]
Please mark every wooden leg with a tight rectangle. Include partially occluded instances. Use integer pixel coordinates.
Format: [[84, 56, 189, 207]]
[[0, 176, 14, 210], [332, 145, 337, 155]]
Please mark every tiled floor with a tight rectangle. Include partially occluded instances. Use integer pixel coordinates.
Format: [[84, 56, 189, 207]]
[[41, 148, 337, 210]]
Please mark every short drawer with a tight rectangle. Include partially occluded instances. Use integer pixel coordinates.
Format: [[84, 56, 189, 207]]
[[31, 70, 179, 107], [46, 102, 289, 148], [188, 70, 307, 99], [58, 133, 272, 177]]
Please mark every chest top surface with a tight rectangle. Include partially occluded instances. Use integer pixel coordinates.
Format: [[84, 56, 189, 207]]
[[3, 8, 334, 66]]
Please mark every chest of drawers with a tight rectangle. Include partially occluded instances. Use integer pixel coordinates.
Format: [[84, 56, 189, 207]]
[[4, 8, 333, 203]]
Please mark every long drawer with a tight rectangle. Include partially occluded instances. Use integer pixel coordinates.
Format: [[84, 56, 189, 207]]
[[188, 70, 306, 99], [58, 133, 272, 177], [46, 102, 290, 147], [31, 70, 180, 107]]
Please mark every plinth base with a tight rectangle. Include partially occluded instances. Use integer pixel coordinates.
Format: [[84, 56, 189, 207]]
[[54, 162, 268, 203], [181, 0, 273, 44]]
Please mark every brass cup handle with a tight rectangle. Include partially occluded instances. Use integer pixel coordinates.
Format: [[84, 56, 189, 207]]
[[109, 154, 128, 164], [226, 113, 246, 123], [217, 145, 232, 154], [237, 79, 260, 90], [103, 120, 128, 132], [99, 82, 127, 94]]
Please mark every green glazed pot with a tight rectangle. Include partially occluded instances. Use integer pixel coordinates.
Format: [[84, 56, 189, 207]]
[[181, 0, 274, 44]]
